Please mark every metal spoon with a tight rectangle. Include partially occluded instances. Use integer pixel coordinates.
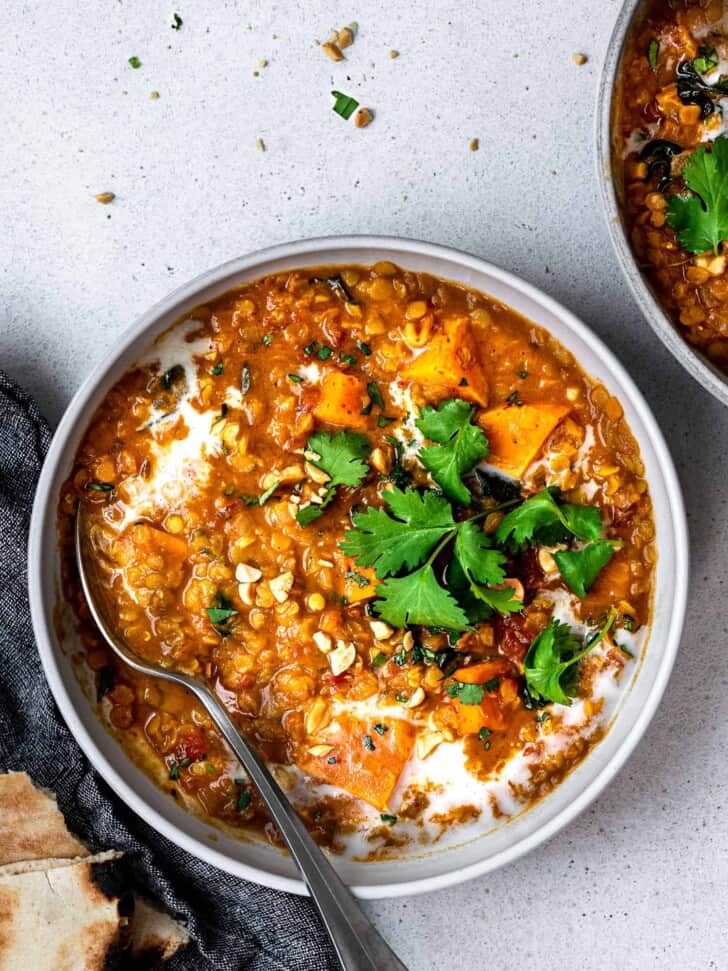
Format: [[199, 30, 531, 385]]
[[75, 509, 408, 971]]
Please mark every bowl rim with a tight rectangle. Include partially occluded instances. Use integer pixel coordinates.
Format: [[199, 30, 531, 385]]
[[28, 234, 688, 898], [596, 0, 728, 408]]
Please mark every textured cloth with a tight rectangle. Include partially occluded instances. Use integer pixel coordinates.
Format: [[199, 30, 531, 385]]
[[0, 370, 338, 971]]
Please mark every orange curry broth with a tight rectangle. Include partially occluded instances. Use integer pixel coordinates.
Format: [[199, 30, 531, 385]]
[[58, 263, 655, 850], [616, 0, 728, 371]]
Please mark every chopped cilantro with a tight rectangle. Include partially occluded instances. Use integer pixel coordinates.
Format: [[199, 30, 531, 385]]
[[647, 38, 659, 73], [362, 734, 376, 751], [367, 381, 385, 409], [358, 341, 372, 356], [86, 481, 114, 492], [236, 788, 252, 812], [317, 345, 333, 361], [169, 762, 180, 781], [259, 479, 280, 505], [373, 723, 388, 736], [327, 755, 338, 764], [262, 333, 273, 347], [212, 361, 224, 376], [288, 373, 304, 383], [483, 677, 500, 692], [331, 90, 359, 119], [380, 813, 397, 825], [128, 56, 142, 69], [171, 12, 183, 30], [303, 341, 317, 356], [445, 681, 484, 705], [372, 651, 387, 667], [340, 353, 357, 366]]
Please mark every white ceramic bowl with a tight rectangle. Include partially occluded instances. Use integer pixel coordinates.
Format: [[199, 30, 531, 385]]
[[28, 236, 688, 898]]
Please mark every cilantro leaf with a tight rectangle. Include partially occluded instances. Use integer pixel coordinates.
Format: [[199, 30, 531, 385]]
[[415, 399, 489, 505], [297, 431, 370, 527], [340, 488, 455, 578], [553, 540, 619, 598], [666, 136, 728, 254], [469, 584, 524, 614], [494, 488, 603, 549], [647, 38, 659, 73], [375, 565, 470, 631], [331, 90, 359, 120], [453, 520, 507, 587], [524, 610, 616, 705], [445, 681, 485, 705], [307, 430, 370, 487]]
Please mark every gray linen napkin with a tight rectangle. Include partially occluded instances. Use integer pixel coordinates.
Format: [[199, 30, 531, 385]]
[[0, 369, 338, 971]]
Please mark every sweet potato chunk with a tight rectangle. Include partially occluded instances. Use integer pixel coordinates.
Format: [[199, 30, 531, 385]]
[[402, 317, 489, 407], [342, 563, 379, 604], [453, 695, 506, 735], [581, 553, 632, 616], [314, 371, 370, 429], [451, 659, 515, 684], [477, 402, 570, 479], [298, 713, 415, 811]]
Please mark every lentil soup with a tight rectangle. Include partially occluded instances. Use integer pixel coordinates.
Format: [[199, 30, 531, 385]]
[[615, 0, 728, 373], [58, 263, 655, 858]]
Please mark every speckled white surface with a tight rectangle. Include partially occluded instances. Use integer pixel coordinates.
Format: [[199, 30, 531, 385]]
[[1, 1, 726, 968]]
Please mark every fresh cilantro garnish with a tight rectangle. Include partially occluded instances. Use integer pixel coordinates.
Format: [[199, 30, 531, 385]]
[[524, 609, 616, 705], [380, 813, 397, 824], [666, 135, 728, 254], [358, 341, 372, 356], [206, 592, 239, 626], [395, 693, 409, 702], [297, 430, 371, 526], [553, 540, 620, 598], [171, 12, 183, 30], [169, 761, 180, 780], [128, 56, 142, 69], [362, 734, 376, 751], [331, 90, 359, 119], [494, 487, 602, 549], [341, 487, 455, 577], [317, 345, 333, 361], [259, 479, 280, 505], [415, 398, 489, 505], [262, 333, 274, 347], [212, 361, 224, 376], [375, 566, 470, 630], [372, 651, 387, 667], [327, 755, 338, 764], [288, 373, 304, 383], [86, 481, 114, 492], [367, 381, 384, 409], [449, 520, 522, 616], [483, 677, 500, 692], [237, 788, 252, 812], [647, 38, 659, 73], [535, 711, 550, 724], [373, 723, 388, 735], [694, 46, 719, 75], [445, 680, 484, 705]]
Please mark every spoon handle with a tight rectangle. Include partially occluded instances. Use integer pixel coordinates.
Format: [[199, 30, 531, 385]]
[[189, 680, 409, 971]]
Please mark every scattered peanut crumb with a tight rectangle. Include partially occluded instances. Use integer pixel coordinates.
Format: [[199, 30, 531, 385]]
[[95, 192, 115, 204], [256, 137, 266, 151], [149, 90, 160, 100], [469, 138, 479, 151], [389, 49, 399, 58], [354, 107, 373, 128], [572, 52, 587, 65], [259, 59, 268, 68], [338, 26, 354, 49], [252, 69, 260, 76], [322, 40, 344, 61]]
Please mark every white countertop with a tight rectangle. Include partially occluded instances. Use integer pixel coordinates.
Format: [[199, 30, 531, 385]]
[[2, 1, 726, 967]]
